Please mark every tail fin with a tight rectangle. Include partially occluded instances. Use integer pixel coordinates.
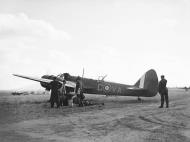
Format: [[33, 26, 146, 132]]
[[134, 69, 158, 97]]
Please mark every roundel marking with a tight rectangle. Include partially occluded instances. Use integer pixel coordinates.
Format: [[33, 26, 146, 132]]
[[105, 85, 110, 91]]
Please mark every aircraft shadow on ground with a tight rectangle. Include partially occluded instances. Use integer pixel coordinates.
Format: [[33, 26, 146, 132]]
[[86, 95, 159, 105]]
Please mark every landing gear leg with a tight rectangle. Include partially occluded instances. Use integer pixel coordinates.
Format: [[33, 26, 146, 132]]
[[138, 96, 142, 101]]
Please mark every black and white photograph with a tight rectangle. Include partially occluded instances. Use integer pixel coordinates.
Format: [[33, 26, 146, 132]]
[[0, 0, 190, 141]]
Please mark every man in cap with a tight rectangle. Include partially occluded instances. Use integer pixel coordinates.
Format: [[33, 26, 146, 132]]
[[158, 75, 169, 108]]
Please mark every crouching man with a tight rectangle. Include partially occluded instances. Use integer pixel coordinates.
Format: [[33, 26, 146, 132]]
[[72, 88, 85, 107]]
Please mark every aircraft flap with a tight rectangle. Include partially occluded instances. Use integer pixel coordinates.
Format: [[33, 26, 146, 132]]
[[128, 86, 145, 90]]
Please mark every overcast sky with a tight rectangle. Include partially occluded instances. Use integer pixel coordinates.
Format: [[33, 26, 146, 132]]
[[0, 0, 190, 90]]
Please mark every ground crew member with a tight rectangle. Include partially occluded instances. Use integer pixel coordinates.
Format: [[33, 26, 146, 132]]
[[77, 88, 85, 107], [75, 77, 85, 107], [158, 75, 169, 108], [75, 76, 81, 94], [50, 77, 62, 108], [61, 80, 69, 106], [59, 80, 66, 106]]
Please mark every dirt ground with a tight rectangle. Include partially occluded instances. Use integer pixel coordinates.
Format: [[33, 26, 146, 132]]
[[0, 89, 190, 142]]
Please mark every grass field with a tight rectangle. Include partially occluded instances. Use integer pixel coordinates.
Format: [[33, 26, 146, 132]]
[[0, 88, 190, 142]]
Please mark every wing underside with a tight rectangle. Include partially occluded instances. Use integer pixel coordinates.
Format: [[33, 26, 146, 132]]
[[13, 74, 76, 88], [13, 74, 51, 83]]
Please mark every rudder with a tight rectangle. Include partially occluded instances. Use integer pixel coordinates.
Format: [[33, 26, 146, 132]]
[[134, 69, 158, 97]]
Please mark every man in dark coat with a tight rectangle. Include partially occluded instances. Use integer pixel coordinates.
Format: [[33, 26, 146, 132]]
[[158, 75, 169, 108], [50, 77, 62, 108]]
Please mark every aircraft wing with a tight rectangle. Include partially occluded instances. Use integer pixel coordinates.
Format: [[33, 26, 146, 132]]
[[13, 74, 52, 83], [13, 74, 76, 88]]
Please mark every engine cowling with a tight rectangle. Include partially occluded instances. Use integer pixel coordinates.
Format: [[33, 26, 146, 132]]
[[40, 75, 57, 91]]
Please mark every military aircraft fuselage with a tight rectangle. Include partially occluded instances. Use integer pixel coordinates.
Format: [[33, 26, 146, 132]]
[[61, 72, 157, 97], [13, 69, 158, 97]]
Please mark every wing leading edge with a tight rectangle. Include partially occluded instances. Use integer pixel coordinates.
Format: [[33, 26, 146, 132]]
[[13, 74, 76, 88], [13, 74, 52, 83]]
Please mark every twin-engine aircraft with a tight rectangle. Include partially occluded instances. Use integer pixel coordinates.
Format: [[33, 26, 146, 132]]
[[13, 69, 158, 99]]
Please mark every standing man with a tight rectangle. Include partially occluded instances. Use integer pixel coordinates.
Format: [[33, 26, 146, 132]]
[[75, 76, 81, 94], [50, 77, 62, 108], [158, 75, 169, 108], [75, 76, 85, 107], [60, 80, 69, 106]]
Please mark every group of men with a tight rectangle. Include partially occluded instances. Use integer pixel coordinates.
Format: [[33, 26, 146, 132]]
[[49, 77, 85, 108]]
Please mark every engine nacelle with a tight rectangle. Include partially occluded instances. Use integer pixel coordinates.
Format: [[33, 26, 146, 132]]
[[40, 75, 57, 91]]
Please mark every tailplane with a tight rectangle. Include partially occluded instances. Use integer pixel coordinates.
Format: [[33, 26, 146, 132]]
[[134, 69, 158, 97]]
